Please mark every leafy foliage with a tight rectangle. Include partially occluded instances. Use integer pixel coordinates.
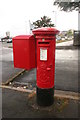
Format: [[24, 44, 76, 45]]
[[33, 16, 54, 28], [67, 29, 73, 37], [53, 1, 80, 12]]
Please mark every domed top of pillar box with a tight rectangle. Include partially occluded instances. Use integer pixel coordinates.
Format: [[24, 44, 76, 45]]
[[32, 27, 59, 37]]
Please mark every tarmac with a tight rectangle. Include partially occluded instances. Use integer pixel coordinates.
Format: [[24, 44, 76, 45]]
[[2, 88, 79, 118], [0, 42, 24, 85], [0, 40, 80, 118]]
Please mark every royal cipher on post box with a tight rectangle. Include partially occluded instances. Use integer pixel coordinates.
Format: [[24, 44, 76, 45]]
[[32, 27, 59, 106], [12, 35, 36, 70]]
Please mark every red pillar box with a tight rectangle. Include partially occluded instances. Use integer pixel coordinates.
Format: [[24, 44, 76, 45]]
[[32, 27, 59, 106], [12, 35, 36, 70]]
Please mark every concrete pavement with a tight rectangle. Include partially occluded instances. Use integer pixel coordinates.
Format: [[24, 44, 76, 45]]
[[56, 40, 73, 47], [56, 40, 80, 49]]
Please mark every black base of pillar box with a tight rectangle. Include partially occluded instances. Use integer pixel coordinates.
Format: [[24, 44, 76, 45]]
[[36, 87, 54, 106]]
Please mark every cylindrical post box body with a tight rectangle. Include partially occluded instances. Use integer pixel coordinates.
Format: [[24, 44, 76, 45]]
[[32, 27, 59, 106]]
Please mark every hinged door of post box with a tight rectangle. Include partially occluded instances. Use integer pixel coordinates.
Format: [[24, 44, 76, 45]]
[[37, 39, 55, 88]]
